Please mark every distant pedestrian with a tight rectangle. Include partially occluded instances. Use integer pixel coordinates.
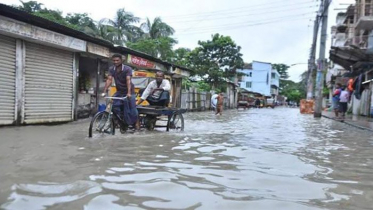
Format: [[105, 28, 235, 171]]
[[216, 92, 224, 115], [332, 83, 342, 118], [339, 86, 350, 121], [255, 98, 261, 108]]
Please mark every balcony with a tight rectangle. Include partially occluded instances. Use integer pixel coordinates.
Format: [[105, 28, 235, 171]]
[[271, 78, 279, 88], [271, 88, 278, 95], [356, 16, 373, 31]]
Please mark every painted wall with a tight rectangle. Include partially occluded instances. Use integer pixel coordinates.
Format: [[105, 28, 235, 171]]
[[238, 61, 272, 96]]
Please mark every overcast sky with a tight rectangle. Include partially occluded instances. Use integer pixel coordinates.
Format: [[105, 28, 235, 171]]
[[1, 0, 355, 81]]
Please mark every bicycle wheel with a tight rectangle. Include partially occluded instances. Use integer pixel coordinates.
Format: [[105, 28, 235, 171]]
[[145, 115, 157, 131], [168, 113, 184, 131], [88, 111, 115, 138]]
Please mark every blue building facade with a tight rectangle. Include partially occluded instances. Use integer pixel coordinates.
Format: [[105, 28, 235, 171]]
[[238, 61, 280, 98]]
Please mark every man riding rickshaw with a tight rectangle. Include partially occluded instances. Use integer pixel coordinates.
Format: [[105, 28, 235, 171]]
[[90, 66, 184, 137]]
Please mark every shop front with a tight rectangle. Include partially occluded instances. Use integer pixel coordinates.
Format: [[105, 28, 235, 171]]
[[0, 14, 86, 124], [76, 43, 110, 119], [0, 34, 16, 125]]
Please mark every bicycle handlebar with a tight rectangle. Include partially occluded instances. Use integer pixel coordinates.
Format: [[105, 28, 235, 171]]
[[104, 96, 128, 100]]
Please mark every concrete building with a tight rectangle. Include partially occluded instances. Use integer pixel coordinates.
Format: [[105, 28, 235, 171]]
[[238, 61, 280, 100], [329, 1, 373, 117], [326, 11, 352, 99]]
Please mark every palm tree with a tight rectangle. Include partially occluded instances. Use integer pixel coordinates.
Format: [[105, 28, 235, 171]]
[[101, 8, 141, 45], [141, 17, 175, 39], [19, 0, 43, 12], [95, 20, 118, 43]]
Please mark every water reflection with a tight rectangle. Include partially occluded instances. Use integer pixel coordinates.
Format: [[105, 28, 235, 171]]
[[1, 108, 373, 209]]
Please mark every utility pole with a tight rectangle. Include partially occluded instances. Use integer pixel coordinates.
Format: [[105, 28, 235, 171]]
[[306, 17, 320, 100], [314, 0, 331, 118]]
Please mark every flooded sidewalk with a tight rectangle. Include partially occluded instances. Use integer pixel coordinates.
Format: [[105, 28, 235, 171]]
[[322, 111, 373, 132], [1, 108, 373, 210]]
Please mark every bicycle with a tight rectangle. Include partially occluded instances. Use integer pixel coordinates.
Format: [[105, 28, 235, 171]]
[[88, 96, 186, 138]]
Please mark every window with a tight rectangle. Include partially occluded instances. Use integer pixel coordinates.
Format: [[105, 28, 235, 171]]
[[246, 82, 252, 88], [249, 72, 252, 77], [271, 72, 276, 78]]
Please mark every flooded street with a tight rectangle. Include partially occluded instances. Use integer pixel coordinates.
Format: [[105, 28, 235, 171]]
[[1, 108, 373, 210]]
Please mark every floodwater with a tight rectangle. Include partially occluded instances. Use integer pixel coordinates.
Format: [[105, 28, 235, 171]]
[[1, 108, 373, 210]]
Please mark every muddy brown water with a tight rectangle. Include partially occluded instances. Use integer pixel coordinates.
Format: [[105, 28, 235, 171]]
[[1, 108, 373, 210]]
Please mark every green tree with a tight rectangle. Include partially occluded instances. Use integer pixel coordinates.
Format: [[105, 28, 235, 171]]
[[18, 1, 76, 29], [272, 63, 290, 80], [95, 20, 119, 42], [65, 13, 98, 36], [187, 34, 244, 89], [34, 9, 75, 28], [140, 17, 175, 39], [102, 8, 141, 45], [18, 0, 43, 12], [172, 48, 191, 66], [126, 37, 177, 60], [126, 38, 158, 57], [280, 79, 306, 103]]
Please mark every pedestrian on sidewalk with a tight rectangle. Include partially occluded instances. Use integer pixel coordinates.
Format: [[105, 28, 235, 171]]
[[332, 83, 342, 118], [339, 86, 350, 121]]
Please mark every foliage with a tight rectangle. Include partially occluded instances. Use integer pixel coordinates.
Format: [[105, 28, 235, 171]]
[[172, 48, 191, 67], [95, 21, 118, 42], [187, 34, 244, 89], [16, 0, 248, 97], [18, 0, 43, 12], [126, 39, 158, 57], [65, 13, 98, 36], [141, 17, 175, 39], [280, 79, 306, 102], [181, 80, 214, 92], [196, 81, 212, 92], [126, 37, 177, 60], [127, 17, 176, 60], [101, 8, 141, 45], [272, 63, 290, 80], [18, 1, 77, 29]]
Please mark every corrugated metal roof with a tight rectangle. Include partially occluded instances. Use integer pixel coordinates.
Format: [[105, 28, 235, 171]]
[[330, 46, 373, 72]]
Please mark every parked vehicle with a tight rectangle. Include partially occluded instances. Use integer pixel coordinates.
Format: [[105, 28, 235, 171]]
[[266, 98, 275, 108]]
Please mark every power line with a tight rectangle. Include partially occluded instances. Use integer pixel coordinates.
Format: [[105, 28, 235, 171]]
[[176, 16, 313, 35], [163, 0, 315, 19], [167, 4, 318, 24], [175, 10, 317, 32], [165, 1, 317, 22], [176, 12, 316, 33]]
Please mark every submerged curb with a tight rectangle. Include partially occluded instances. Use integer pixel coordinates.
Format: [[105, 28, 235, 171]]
[[322, 114, 373, 132]]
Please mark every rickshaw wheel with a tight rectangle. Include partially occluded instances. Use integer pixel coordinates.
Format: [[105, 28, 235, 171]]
[[168, 113, 184, 131], [145, 116, 156, 131]]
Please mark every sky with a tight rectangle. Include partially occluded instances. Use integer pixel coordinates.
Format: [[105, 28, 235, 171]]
[[1, 0, 355, 82]]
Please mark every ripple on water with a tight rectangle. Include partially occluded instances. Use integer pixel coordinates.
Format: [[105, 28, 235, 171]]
[[2, 109, 373, 209]]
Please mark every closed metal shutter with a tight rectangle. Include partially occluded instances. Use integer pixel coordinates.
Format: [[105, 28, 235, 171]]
[[0, 35, 16, 125], [24, 42, 73, 124]]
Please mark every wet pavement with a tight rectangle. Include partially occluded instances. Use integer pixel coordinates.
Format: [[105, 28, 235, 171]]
[[1, 108, 373, 210], [323, 111, 373, 132]]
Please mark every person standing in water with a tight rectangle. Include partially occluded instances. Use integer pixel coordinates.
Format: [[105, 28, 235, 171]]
[[216, 92, 224, 115]]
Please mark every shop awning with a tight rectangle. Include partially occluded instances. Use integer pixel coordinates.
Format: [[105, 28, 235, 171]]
[[329, 46, 367, 70], [239, 88, 263, 97]]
